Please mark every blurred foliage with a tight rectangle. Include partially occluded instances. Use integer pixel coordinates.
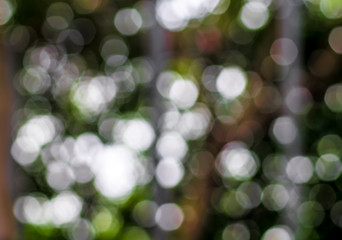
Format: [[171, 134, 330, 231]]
[[2, 0, 342, 239]]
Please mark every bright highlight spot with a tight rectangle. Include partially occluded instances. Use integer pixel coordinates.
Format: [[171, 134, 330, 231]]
[[0, 0, 13, 25], [169, 80, 199, 109], [46, 161, 75, 190], [156, 0, 221, 31], [70, 219, 94, 240], [156, 158, 184, 188], [216, 66, 247, 100], [177, 108, 211, 140], [272, 116, 297, 145], [120, 119, 155, 151], [155, 203, 184, 231], [324, 84, 342, 112], [240, 1, 269, 30], [329, 27, 342, 54], [50, 191, 83, 226], [72, 76, 117, 117], [218, 142, 259, 180], [286, 156, 313, 184], [100, 37, 128, 66], [93, 145, 141, 199], [14, 196, 47, 225], [114, 8, 143, 36], [156, 131, 188, 160], [11, 115, 62, 166], [262, 226, 293, 240], [20, 67, 51, 94], [320, 0, 342, 19], [315, 153, 342, 181], [157, 71, 181, 98], [262, 184, 289, 211], [237, 181, 262, 209]]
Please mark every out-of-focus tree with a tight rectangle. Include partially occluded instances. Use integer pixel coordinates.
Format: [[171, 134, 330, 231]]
[[2, 0, 342, 240], [0, 34, 15, 240]]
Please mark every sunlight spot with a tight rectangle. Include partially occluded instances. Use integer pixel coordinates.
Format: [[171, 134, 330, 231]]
[[93, 145, 140, 199], [156, 158, 184, 188], [324, 84, 342, 112], [272, 116, 297, 145], [156, 131, 188, 160], [218, 142, 259, 180], [216, 67, 247, 100], [156, 0, 221, 31], [320, 0, 342, 19], [177, 108, 211, 140], [100, 37, 128, 67], [155, 203, 184, 231], [120, 119, 155, 151], [329, 27, 342, 54], [240, 1, 269, 30], [262, 184, 289, 211], [11, 115, 62, 166], [51, 191, 83, 226], [315, 153, 342, 181], [115, 8, 143, 36], [286, 156, 313, 184], [0, 0, 14, 25], [46, 161, 75, 190], [169, 80, 198, 109], [262, 226, 293, 240], [72, 76, 117, 117]]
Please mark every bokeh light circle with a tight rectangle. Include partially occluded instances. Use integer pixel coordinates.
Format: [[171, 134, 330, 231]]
[[240, 1, 269, 30], [0, 0, 14, 25], [156, 158, 184, 188], [320, 0, 342, 19], [114, 8, 143, 36], [329, 27, 342, 54], [222, 223, 250, 240], [324, 84, 342, 112], [155, 203, 184, 231], [216, 66, 247, 100], [271, 116, 297, 145], [270, 38, 298, 66], [286, 156, 313, 184], [169, 79, 199, 109], [218, 142, 259, 181], [315, 153, 342, 181], [262, 226, 293, 240]]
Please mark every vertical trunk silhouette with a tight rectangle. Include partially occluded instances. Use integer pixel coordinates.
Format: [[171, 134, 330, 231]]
[[0, 36, 15, 239], [148, 1, 171, 239], [278, 0, 303, 232]]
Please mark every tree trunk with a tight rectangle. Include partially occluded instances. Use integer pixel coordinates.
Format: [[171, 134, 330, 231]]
[[0, 35, 15, 240]]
